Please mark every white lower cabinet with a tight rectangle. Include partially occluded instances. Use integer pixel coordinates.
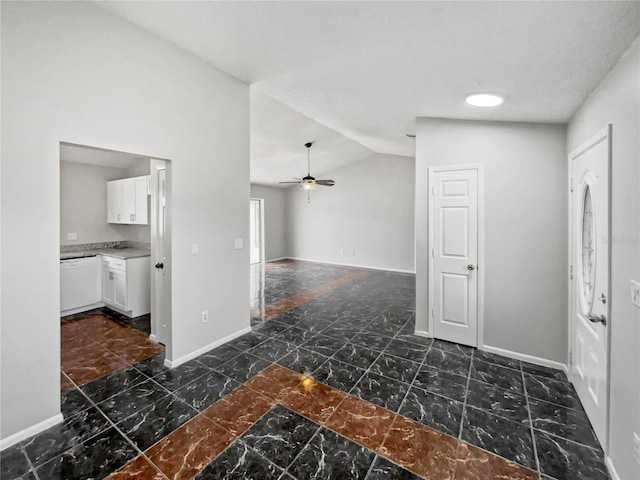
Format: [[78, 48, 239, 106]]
[[102, 255, 150, 318]]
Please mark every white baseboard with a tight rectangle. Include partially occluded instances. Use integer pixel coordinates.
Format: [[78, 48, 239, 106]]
[[414, 329, 431, 338], [61, 302, 105, 317], [482, 345, 567, 371], [164, 326, 252, 369], [1, 413, 64, 451], [286, 256, 415, 274], [265, 257, 288, 262], [606, 456, 621, 480]]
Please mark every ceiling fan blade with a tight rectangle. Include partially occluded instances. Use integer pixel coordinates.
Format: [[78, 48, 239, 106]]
[[316, 179, 335, 186], [279, 181, 301, 184]]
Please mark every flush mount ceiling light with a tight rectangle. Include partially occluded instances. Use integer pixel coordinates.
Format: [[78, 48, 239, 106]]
[[465, 93, 504, 107]]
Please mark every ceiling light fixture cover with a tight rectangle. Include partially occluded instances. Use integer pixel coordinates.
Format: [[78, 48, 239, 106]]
[[465, 93, 504, 107]]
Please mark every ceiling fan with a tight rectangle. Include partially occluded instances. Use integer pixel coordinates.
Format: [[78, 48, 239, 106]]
[[280, 142, 335, 202]]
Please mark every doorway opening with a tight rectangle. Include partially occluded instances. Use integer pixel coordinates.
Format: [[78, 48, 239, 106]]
[[59, 142, 172, 390], [250, 198, 264, 265]]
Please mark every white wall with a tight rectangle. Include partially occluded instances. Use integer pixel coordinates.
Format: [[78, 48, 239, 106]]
[[568, 37, 640, 480], [1, 1, 249, 442], [286, 153, 415, 273], [250, 184, 287, 261], [60, 161, 150, 246], [415, 119, 567, 362]]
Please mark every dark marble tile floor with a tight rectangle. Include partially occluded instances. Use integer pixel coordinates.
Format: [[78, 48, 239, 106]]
[[1, 260, 607, 480]]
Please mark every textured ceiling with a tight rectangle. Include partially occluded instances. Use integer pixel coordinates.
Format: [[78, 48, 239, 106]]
[[96, 1, 640, 184]]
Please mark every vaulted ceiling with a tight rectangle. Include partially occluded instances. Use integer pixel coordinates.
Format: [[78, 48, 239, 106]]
[[97, 1, 640, 185]]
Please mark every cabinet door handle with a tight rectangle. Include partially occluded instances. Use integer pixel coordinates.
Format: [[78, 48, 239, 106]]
[[117, 214, 121, 221], [155, 262, 164, 269]]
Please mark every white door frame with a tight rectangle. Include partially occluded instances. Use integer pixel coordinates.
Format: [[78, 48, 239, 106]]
[[150, 159, 172, 353], [428, 164, 485, 348], [250, 198, 265, 264], [567, 124, 611, 452]]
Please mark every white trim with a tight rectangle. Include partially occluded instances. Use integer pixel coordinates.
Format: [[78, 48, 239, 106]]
[[605, 456, 621, 480], [1, 413, 64, 451], [250, 198, 265, 264], [286, 257, 415, 274], [427, 164, 485, 349], [414, 329, 432, 338], [265, 257, 288, 263], [164, 326, 251, 369], [483, 345, 567, 372], [61, 301, 105, 317]]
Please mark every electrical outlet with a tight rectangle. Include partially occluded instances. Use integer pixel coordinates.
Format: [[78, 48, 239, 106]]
[[192, 243, 199, 255], [67, 233, 78, 240], [201, 311, 208, 323], [234, 238, 243, 249], [634, 432, 640, 466], [631, 280, 640, 308]]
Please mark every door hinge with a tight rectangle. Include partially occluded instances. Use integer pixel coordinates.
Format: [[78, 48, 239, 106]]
[[569, 265, 573, 280], [570, 178, 573, 193], [569, 350, 573, 366], [431, 186, 435, 196], [431, 308, 434, 319], [431, 248, 435, 258]]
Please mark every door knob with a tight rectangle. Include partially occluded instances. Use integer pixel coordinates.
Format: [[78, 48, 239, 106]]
[[467, 264, 475, 271], [155, 262, 164, 269], [588, 313, 607, 326]]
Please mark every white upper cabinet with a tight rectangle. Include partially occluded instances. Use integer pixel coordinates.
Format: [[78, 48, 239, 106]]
[[107, 176, 149, 225], [107, 180, 122, 223]]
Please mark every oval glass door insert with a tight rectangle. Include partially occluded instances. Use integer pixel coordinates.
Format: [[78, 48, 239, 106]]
[[581, 184, 596, 313]]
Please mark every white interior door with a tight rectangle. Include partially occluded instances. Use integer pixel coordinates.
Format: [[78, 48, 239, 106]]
[[151, 162, 171, 346], [249, 198, 263, 264], [569, 126, 610, 450], [429, 167, 480, 347]]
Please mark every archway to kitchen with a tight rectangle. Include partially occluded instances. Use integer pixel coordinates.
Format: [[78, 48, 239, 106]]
[[59, 142, 172, 392]]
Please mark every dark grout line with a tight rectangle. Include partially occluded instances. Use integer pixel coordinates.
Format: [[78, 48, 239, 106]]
[[457, 348, 475, 441], [521, 361, 542, 476]]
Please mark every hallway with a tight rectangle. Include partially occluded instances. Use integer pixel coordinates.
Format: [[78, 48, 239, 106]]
[[1, 261, 605, 479]]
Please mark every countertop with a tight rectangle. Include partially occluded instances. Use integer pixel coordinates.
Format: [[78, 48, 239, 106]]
[[60, 248, 151, 261], [60, 241, 151, 261]]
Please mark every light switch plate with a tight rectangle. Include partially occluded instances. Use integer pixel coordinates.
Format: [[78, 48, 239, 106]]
[[631, 280, 640, 308], [234, 238, 243, 250], [191, 243, 199, 255], [67, 233, 78, 240]]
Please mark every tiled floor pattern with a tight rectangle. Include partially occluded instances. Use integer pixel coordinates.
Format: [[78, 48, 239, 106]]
[[1, 260, 609, 480], [60, 310, 164, 391], [108, 364, 537, 480]]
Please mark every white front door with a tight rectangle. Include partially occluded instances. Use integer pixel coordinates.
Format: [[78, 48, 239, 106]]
[[429, 167, 480, 347], [569, 126, 611, 450]]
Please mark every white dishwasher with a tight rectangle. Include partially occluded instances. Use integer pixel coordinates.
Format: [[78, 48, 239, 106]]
[[60, 255, 102, 313]]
